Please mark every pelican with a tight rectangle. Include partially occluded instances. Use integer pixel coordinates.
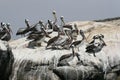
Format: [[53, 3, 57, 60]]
[[46, 30, 60, 49], [0, 23, 12, 41], [25, 19, 38, 31], [86, 34, 106, 57], [71, 24, 79, 40], [61, 30, 73, 49], [47, 20, 53, 29], [52, 10, 57, 25], [57, 46, 80, 66], [46, 20, 55, 33], [60, 16, 73, 30], [60, 16, 65, 26], [16, 19, 38, 36], [51, 10, 60, 31], [27, 27, 51, 47], [39, 20, 52, 34], [1, 22, 5, 29], [25, 19, 30, 28], [6, 23, 13, 34], [70, 30, 87, 51], [46, 29, 66, 49], [16, 19, 30, 36]]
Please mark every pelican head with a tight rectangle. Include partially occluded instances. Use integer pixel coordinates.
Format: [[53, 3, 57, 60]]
[[80, 30, 87, 41], [80, 30, 84, 36], [25, 19, 30, 28], [74, 24, 79, 35], [1, 22, 5, 26], [39, 20, 43, 24], [48, 20, 52, 24], [52, 10, 57, 24], [52, 10, 56, 15], [99, 34, 104, 38], [93, 35, 99, 39], [25, 19, 29, 22], [39, 20, 44, 27], [6, 23, 13, 34], [60, 16, 64, 20], [6, 23, 10, 26]]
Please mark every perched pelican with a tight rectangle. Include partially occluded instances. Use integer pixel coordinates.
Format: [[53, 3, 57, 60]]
[[51, 10, 60, 31], [86, 34, 106, 57], [0, 23, 12, 41], [16, 19, 38, 36], [46, 30, 66, 49], [47, 20, 53, 29], [27, 27, 51, 47], [57, 46, 80, 66], [70, 30, 87, 51], [1, 22, 5, 28], [71, 24, 79, 40], [60, 16, 73, 30], [25, 19, 30, 28], [52, 10, 57, 25], [16, 19, 30, 36], [6, 23, 12, 34], [25, 19, 38, 31], [39, 20, 52, 34], [61, 30, 73, 49], [60, 16, 65, 26]]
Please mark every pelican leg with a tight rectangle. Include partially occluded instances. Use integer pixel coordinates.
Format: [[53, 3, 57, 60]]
[[93, 52, 96, 57], [78, 47, 80, 51]]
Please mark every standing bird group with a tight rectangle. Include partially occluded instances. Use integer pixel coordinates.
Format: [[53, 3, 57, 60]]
[[0, 11, 107, 68], [15, 11, 107, 55], [0, 11, 106, 62]]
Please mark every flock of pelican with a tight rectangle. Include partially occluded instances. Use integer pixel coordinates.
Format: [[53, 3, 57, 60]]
[[0, 11, 107, 65]]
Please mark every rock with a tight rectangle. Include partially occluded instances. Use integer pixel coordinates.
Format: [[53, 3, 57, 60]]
[[0, 41, 14, 80], [53, 66, 104, 80]]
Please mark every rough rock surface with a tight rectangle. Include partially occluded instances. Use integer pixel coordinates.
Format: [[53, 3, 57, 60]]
[[0, 40, 14, 80]]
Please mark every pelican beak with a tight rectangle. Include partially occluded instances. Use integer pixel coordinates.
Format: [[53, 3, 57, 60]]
[[84, 36, 88, 43], [5, 27, 10, 34], [9, 28, 13, 34]]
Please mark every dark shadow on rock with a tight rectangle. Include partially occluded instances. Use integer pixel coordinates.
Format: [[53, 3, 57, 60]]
[[53, 66, 104, 80], [0, 47, 14, 80]]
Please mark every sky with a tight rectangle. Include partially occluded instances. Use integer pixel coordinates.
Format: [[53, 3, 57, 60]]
[[0, 0, 120, 39]]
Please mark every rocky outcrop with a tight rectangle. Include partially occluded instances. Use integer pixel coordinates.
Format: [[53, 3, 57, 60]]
[[53, 66, 104, 80], [8, 18, 120, 80], [94, 17, 120, 22], [0, 41, 14, 80]]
